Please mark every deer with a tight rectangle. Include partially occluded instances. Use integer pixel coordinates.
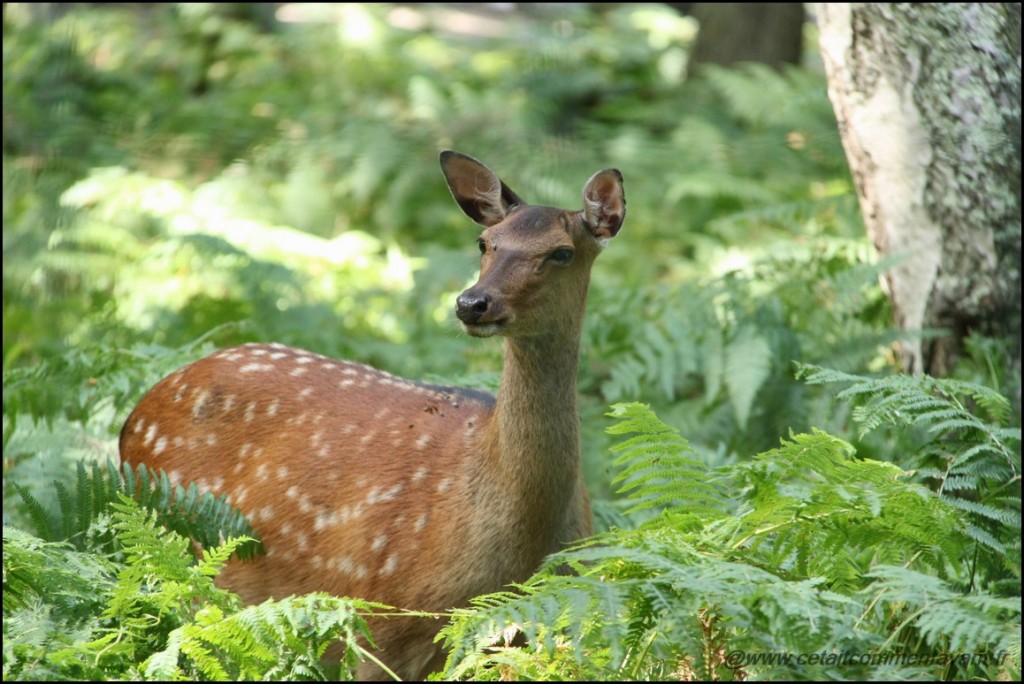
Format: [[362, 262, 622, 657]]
[[118, 150, 626, 680]]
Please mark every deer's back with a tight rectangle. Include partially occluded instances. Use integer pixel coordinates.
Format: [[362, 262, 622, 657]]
[[119, 342, 499, 609]]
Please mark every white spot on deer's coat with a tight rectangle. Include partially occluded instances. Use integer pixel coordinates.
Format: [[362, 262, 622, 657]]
[[192, 389, 210, 417], [337, 556, 368, 579], [412, 467, 428, 483], [299, 387, 314, 399], [367, 483, 404, 504], [144, 424, 158, 447], [437, 477, 453, 493], [315, 511, 338, 530], [291, 366, 309, 377], [415, 434, 431, 450], [340, 502, 365, 522], [240, 363, 274, 373], [245, 401, 257, 422], [132, 418, 145, 434], [267, 399, 280, 417], [414, 513, 428, 532], [222, 394, 236, 412], [380, 554, 399, 576], [371, 534, 388, 552], [153, 436, 167, 455]]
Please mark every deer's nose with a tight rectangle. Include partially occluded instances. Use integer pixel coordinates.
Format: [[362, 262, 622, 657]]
[[456, 291, 492, 324]]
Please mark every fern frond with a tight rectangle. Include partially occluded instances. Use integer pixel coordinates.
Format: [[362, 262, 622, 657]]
[[13, 483, 56, 541], [2, 526, 116, 619], [798, 364, 1018, 450], [12, 457, 263, 561], [727, 429, 971, 580], [606, 403, 725, 517], [442, 394, 1020, 681], [865, 565, 1020, 655], [149, 594, 390, 680], [724, 326, 773, 430], [944, 497, 1021, 528], [796, 364, 1020, 578]]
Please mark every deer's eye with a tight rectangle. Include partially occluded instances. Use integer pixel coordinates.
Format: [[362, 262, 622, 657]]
[[548, 247, 574, 265], [477, 238, 486, 254]]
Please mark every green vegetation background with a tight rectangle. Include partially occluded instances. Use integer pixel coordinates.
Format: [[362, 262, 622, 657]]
[[3, 3, 877, 484], [3, 4, 1019, 681]]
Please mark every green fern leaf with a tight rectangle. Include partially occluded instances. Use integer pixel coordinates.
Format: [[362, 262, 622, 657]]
[[606, 403, 725, 517], [724, 326, 772, 429]]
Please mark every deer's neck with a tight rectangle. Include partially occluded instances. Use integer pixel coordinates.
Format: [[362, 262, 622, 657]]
[[487, 324, 583, 503]]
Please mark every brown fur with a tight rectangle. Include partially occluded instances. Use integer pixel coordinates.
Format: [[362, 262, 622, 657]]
[[119, 151, 625, 679]]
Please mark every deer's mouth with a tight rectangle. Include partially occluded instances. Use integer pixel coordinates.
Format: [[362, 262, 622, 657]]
[[461, 320, 506, 337]]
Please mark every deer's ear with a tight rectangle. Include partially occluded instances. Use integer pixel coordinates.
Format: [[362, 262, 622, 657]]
[[440, 151, 526, 227], [581, 168, 625, 245]]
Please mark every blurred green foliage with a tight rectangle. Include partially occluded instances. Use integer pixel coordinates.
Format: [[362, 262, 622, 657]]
[[3, 3, 1019, 680], [3, 3, 885, 480]]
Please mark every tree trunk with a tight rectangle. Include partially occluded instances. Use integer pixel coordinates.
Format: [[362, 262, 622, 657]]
[[817, 3, 1021, 381], [681, 3, 805, 71]]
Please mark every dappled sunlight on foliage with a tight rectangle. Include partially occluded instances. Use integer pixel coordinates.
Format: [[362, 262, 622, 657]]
[[4, 3, 1018, 681], [56, 165, 421, 349]]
